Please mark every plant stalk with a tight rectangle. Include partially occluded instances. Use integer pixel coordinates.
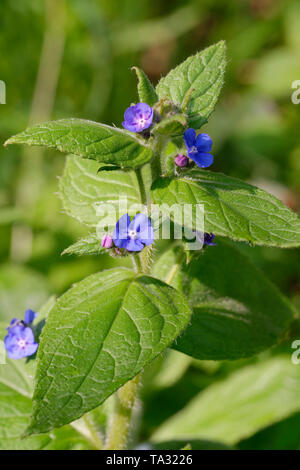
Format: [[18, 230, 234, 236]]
[[105, 374, 140, 450]]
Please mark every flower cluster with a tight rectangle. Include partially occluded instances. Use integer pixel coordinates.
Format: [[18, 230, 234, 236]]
[[121, 103, 214, 170], [4, 309, 38, 360]]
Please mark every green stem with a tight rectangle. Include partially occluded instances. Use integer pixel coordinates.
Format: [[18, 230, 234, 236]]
[[131, 254, 143, 274], [165, 249, 185, 286], [82, 414, 104, 450], [135, 167, 148, 207], [151, 136, 165, 181], [105, 374, 140, 450]]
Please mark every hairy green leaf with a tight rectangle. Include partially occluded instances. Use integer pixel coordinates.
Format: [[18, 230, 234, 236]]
[[132, 66, 158, 106], [152, 356, 300, 445], [59, 156, 141, 228], [62, 234, 105, 256], [5, 119, 154, 169], [26, 268, 192, 434], [151, 169, 300, 248], [155, 240, 296, 359], [156, 41, 226, 128]]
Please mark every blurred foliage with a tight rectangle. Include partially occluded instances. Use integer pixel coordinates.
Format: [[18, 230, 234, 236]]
[[0, 0, 300, 449]]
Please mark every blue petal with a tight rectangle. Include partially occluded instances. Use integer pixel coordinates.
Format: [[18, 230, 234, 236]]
[[135, 103, 153, 120], [24, 343, 39, 357], [130, 213, 154, 246], [124, 105, 138, 124], [113, 214, 130, 241], [113, 236, 130, 249], [22, 327, 35, 342], [184, 128, 196, 149], [24, 309, 37, 325], [129, 213, 149, 233], [139, 227, 154, 245], [191, 151, 213, 168], [122, 121, 141, 132], [124, 238, 144, 252], [195, 133, 213, 152]]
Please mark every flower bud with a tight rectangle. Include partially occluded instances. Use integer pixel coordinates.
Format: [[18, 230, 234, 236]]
[[101, 234, 113, 249], [175, 154, 188, 167]]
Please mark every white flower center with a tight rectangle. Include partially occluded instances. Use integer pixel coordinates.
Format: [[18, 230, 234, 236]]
[[18, 339, 27, 348], [190, 146, 198, 154], [129, 229, 138, 239]]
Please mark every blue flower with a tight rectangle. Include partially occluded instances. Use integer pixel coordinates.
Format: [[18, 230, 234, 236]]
[[4, 309, 38, 360], [122, 103, 153, 133], [113, 213, 154, 252], [184, 128, 213, 168], [194, 232, 216, 247], [7, 309, 37, 331], [204, 233, 216, 246], [4, 325, 38, 360]]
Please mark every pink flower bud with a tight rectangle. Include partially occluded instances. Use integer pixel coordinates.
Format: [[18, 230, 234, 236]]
[[101, 234, 113, 249], [175, 154, 188, 167]]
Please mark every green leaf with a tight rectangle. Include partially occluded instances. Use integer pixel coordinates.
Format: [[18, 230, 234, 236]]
[[62, 234, 105, 256], [151, 356, 300, 445], [26, 268, 192, 434], [155, 240, 296, 360], [5, 118, 154, 169], [132, 66, 158, 106], [156, 41, 226, 128], [151, 169, 300, 248], [152, 113, 187, 137], [59, 156, 141, 228]]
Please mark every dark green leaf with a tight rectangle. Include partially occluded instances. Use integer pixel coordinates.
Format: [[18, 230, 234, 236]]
[[156, 240, 296, 360]]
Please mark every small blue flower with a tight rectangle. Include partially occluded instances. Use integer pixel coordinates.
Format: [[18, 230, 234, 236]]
[[194, 232, 216, 247], [184, 128, 213, 168], [113, 213, 154, 252], [122, 103, 153, 133], [204, 233, 216, 246], [6, 309, 37, 331], [4, 309, 38, 360], [4, 325, 38, 360]]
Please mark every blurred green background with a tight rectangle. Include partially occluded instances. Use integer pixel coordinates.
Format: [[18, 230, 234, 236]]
[[1, 0, 300, 449]]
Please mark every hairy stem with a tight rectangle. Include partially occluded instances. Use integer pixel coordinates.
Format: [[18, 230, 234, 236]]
[[82, 414, 104, 450], [105, 374, 140, 450], [131, 254, 143, 274]]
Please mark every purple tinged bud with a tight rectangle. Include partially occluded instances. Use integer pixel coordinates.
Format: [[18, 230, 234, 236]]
[[101, 234, 113, 249], [175, 154, 188, 167]]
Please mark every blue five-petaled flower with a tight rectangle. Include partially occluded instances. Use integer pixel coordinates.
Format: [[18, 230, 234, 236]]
[[113, 213, 154, 252], [184, 128, 213, 168], [122, 103, 153, 133], [4, 309, 38, 360]]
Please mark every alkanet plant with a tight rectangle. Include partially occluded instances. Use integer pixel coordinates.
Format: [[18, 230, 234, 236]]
[[3, 41, 300, 450]]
